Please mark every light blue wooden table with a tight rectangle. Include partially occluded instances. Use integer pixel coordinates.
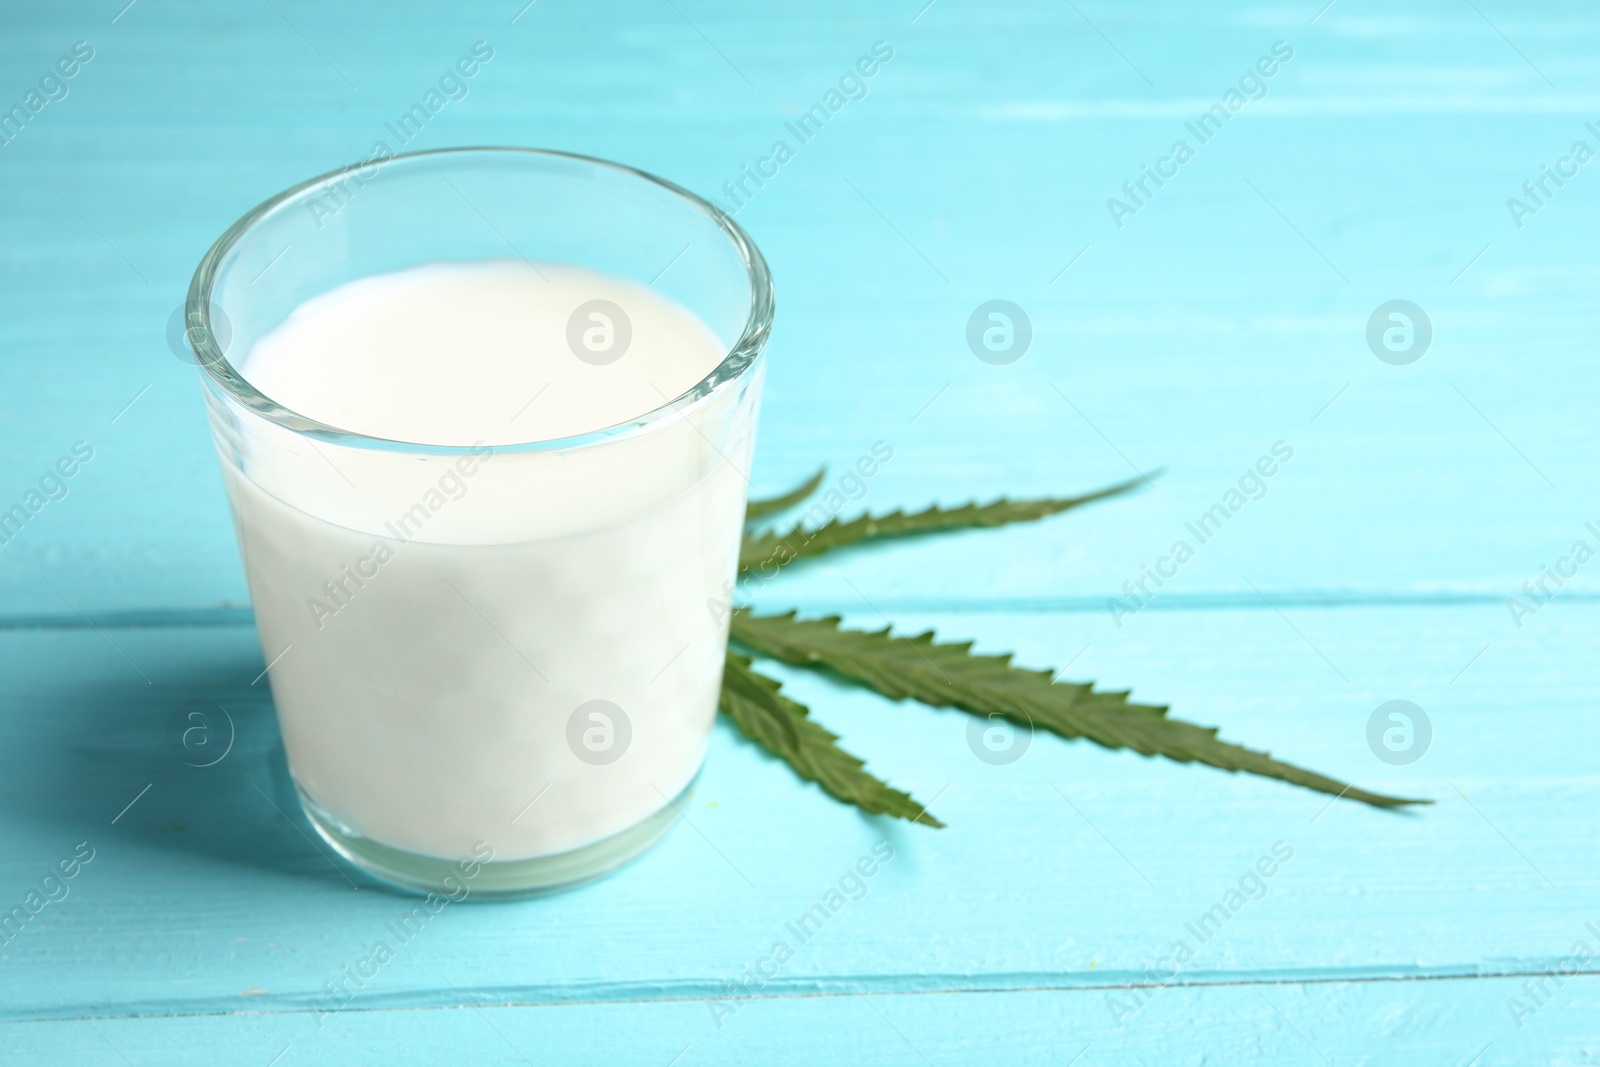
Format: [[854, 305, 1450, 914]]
[[2, 0, 1596, 1062]]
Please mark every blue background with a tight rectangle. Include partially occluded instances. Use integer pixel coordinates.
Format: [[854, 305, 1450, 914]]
[[1, 0, 1596, 1062]]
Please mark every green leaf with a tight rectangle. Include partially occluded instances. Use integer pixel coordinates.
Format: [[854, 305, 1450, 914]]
[[719, 652, 944, 827], [729, 611, 1427, 810], [740, 473, 1155, 572], [744, 468, 827, 523]]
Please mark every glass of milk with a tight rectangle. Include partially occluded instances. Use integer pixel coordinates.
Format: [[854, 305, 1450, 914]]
[[185, 148, 772, 896]]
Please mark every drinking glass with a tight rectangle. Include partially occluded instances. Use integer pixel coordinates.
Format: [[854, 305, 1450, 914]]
[[185, 148, 773, 896]]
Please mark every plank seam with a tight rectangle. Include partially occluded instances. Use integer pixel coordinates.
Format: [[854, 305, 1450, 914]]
[[3, 591, 1597, 631], [4, 966, 1596, 1025]]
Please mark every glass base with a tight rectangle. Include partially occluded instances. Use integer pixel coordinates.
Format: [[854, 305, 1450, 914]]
[[298, 774, 696, 900]]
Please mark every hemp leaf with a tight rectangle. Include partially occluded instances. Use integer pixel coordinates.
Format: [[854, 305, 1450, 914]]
[[717, 467, 1427, 825], [740, 474, 1153, 572], [730, 611, 1422, 809], [719, 652, 943, 827], [744, 467, 826, 522]]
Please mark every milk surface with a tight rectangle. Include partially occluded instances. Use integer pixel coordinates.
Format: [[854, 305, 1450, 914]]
[[222, 260, 754, 861], [244, 260, 721, 447]]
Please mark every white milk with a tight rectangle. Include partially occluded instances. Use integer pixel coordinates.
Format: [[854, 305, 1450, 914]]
[[221, 260, 756, 862]]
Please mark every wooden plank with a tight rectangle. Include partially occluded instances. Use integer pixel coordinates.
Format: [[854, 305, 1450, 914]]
[[0, 1, 1596, 613], [0, 606, 1592, 1020], [3, 976, 1597, 1065]]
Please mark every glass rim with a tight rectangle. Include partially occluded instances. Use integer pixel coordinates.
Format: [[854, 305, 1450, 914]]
[[185, 145, 775, 455]]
